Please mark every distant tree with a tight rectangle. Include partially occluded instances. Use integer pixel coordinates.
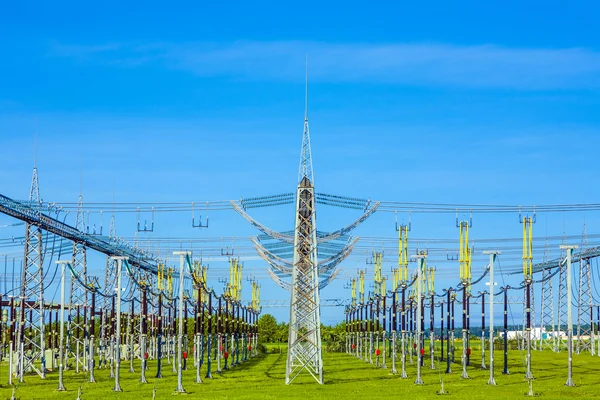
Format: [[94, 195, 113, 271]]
[[276, 322, 289, 342], [258, 314, 278, 343], [321, 322, 346, 352]]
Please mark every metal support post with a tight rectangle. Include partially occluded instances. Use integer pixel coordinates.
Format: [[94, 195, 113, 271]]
[[369, 301, 374, 364], [375, 299, 380, 367], [112, 257, 125, 392], [413, 255, 425, 385], [89, 291, 96, 383], [217, 297, 222, 373], [56, 261, 68, 391], [172, 305, 177, 374], [196, 285, 203, 384], [205, 293, 213, 379], [140, 287, 148, 383], [156, 294, 163, 378], [235, 304, 240, 366], [183, 303, 188, 371], [445, 289, 452, 374], [502, 286, 510, 375], [401, 285, 407, 378], [430, 294, 435, 370], [561, 245, 577, 387], [109, 296, 115, 379], [440, 299, 444, 362], [484, 251, 499, 386], [382, 296, 387, 369], [8, 296, 14, 386], [128, 298, 135, 373], [409, 301, 413, 365], [224, 301, 229, 370], [173, 251, 189, 394], [461, 286, 470, 379], [451, 294, 455, 363], [480, 291, 486, 370], [525, 279, 534, 380], [391, 292, 397, 374]]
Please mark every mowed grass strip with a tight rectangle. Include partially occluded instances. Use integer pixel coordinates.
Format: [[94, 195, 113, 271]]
[[2, 345, 600, 399]]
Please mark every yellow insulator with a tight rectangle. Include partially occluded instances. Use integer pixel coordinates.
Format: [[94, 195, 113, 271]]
[[522, 216, 534, 279], [427, 267, 435, 295], [167, 267, 174, 295], [398, 226, 409, 283], [458, 221, 472, 285], [358, 270, 365, 304], [157, 263, 165, 291]]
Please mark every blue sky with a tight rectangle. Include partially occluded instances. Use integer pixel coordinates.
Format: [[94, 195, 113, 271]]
[[1, 1, 600, 324]]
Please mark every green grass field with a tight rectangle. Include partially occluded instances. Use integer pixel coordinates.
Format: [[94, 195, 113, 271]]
[[2, 343, 600, 399]]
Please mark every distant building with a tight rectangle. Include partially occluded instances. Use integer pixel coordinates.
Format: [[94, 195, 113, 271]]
[[503, 327, 565, 340]]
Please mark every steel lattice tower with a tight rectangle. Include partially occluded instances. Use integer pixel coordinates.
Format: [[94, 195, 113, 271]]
[[100, 214, 118, 370], [285, 87, 324, 384], [103, 215, 118, 319], [539, 239, 555, 350], [233, 64, 378, 384], [577, 225, 593, 354], [577, 259, 593, 353], [557, 242, 569, 352], [68, 193, 88, 371], [539, 268, 555, 350], [18, 165, 46, 378], [557, 267, 568, 351]]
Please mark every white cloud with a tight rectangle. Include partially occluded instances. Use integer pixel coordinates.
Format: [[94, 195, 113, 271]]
[[50, 40, 600, 89]]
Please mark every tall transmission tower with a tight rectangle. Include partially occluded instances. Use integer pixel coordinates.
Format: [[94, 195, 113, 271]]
[[539, 238, 555, 350], [232, 61, 379, 384], [19, 165, 46, 378], [285, 106, 324, 383], [68, 193, 88, 371], [557, 235, 569, 351], [101, 214, 118, 367], [577, 224, 593, 354], [104, 215, 118, 303]]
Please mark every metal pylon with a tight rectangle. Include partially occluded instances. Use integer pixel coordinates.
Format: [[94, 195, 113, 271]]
[[531, 282, 536, 349], [576, 224, 593, 354], [18, 165, 46, 378], [68, 194, 88, 372], [233, 63, 376, 384], [557, 264, 569, 351], [100, 215, 118, 368], [104, 216, 118, 301], [577, 259, 593, 354], [539, 268, 555, 350], [286, 103, 323, 385]]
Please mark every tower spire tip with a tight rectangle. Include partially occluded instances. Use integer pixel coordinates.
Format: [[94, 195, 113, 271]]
[[305, 55, 308, 121]]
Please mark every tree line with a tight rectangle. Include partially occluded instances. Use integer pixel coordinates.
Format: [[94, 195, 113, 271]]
[[257, 314, 346, 352]]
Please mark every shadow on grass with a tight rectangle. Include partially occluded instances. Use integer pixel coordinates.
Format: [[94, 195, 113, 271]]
[[264, 352, 285, 380]]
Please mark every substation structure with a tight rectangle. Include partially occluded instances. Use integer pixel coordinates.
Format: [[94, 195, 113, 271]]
[[0, 79, 385, 390], [344, 213, 600, 392], [4, 79, 600, 395], [0, 171, 262, 395], [231, 97, 379, 384]]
